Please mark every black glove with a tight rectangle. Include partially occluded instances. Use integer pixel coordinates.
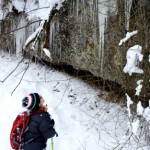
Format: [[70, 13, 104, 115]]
[[55, 131, 58, 137]]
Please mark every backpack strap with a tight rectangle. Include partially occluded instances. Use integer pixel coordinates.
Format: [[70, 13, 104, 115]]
[[29, 109, 46, 116]]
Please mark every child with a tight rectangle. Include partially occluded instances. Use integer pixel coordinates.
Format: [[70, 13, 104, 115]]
[[21, 93, 57, 150]]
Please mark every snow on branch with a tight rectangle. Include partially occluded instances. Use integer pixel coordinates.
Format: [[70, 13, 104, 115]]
[[136, 101, 144, 116], [126, 93, 133, 118], [135, 80, 143, 96], [126, 94, 140, 137], [119, 30, 138, 46], [23, 2, 59, 59], [24, 20, 45, 50], [43, 48, 52, 59], [143, 102, 150, 122], [12, 0, 25, 12], [131, 119, 139, 137], [123, 45, 143, 76], [136, 101, 150, 122]]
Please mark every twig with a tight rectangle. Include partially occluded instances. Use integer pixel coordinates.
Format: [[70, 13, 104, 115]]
[[11, 58, 31, 95], [0, 57, 25, 83]]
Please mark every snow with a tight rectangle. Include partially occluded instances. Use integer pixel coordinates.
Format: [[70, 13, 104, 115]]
[[24, 20, 45, 48], [131, 119, 139, 137], [0, 53, 100, 150], [143, 106, 150, 122], [0, 0, 62, 20], [126, 93, 133, 118], [18, 0, 62, 21], [123, 45, 144, 76], [0, 0, 149, 149], [43, 48, 52, 59], [136, 100, 150, 124], [0, 53, 148, 150], [12, 0, 25, 12], [136, 100, 150, 122], [137, 101, 144, 116], [135, 100, 150, 122], [119, 30, 138, 46], [135, 80, 143, 96]]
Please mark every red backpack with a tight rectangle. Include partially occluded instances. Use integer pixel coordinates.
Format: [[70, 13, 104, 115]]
[[10, 110, 45, 150]]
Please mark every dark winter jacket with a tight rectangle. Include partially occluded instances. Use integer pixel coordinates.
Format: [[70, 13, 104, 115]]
[[22, 111, 56, 150]]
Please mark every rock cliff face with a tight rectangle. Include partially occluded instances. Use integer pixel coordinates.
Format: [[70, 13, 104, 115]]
[[0, 0, 150, 99]]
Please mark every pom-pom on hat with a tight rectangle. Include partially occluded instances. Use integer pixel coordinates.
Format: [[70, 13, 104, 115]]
[[22, 93, 41, 110]]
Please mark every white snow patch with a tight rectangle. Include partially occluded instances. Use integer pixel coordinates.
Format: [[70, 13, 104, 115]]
[[135, 80, 143, 96], [0, 53, 148, 150], [43, 48, 52, 59], [131, 119, 139, 137], [24, 20, 45, 48], [143, 106, 150, 122], [123, 45, 143, 76], [25, 0, 62, 21], [0, 0, 62, 20], [12, 0, 25, 12], [119, 30, 138, 46], [126, 93, 133, 118], [136, 101, 144, 116]]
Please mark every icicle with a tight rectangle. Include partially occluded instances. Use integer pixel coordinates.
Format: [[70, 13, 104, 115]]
[[13, 15, 27, 57], [125, 0, 133, 31], [98, 0, 108, 70], [49, 22, 53, 51], [49, 20, 55, 52], [76, 0, 79, 18]]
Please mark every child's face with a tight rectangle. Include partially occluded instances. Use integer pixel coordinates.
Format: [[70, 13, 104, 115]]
[[39, 96, 48, 111], [40, 96, 45, 104]]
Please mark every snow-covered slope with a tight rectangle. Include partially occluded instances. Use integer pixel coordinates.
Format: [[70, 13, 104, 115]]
[[0, 53, 148, 150]]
